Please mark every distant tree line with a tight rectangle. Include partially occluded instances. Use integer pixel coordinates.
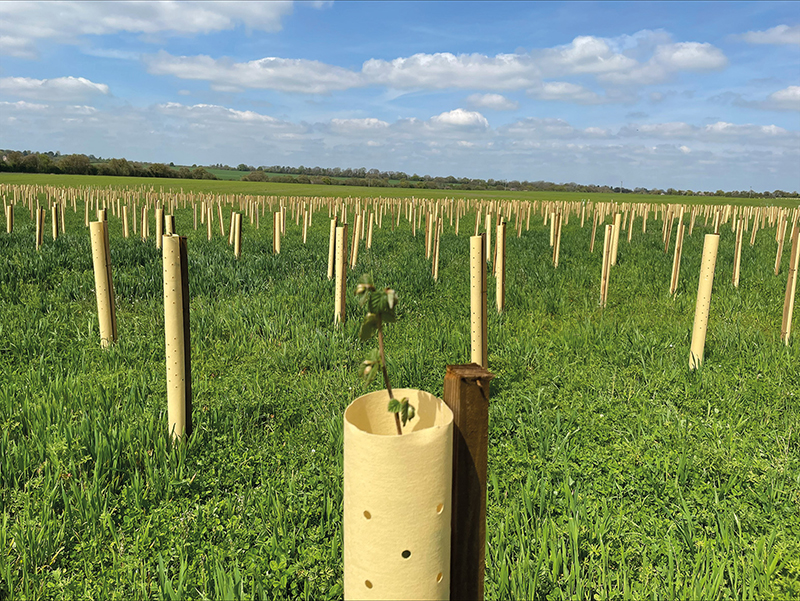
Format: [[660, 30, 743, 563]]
[[0, 150, 218, 180], [2, 149, 797, 198]]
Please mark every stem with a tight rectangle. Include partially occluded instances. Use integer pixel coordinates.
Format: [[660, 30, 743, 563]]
[[378, 320, 402, 435]]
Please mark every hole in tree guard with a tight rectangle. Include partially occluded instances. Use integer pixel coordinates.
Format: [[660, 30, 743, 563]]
[[401, 550, 411, 559], [364, 580, 372, 589], [436, 503, 444, 514], [437, 572, 443, 583], [363, 510, 371, 519]]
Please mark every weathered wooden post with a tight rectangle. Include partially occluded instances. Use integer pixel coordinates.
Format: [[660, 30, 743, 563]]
[[599, 224, 613, 307], [470, 235, 488, 368], [90, 220, 118, 348], [334, 225, 347, 325], [443, 363, 494, 601], [689, 234, 720, 369], [781, 225, 800, 345], [35, 207, 45, 250], [611, 212, 622, 266], [775, 213, 788, 275], [670, 223, 685, 296], [163, 234, 192, 440], [732, 217, 744, 288], [327, 217, 337, 280]]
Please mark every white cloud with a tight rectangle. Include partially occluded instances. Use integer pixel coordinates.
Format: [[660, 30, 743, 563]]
[[429, 108, 489, 128], [738, 24, 800, 46], [652, 42, 727, 71], [328, 118, 390, 135], [466, 93, 518, 110], [765, 86, 800, 111], [527, 81, 607, 104], [145, 30, 726, 99], [146, 52, 361, 94], [361, 52, 540, 90], [0, 100, 49, 111], [0, 1, 295, 58], [0, 76, 109, 101]]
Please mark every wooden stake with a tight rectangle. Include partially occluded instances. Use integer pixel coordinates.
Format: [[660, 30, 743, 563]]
[[600, 224, 613, 307], [5, 205, 12, 234], [155, 208, 164, 249], [443, 363, 494, 601], [689, 234, 720, 369], [122, 205, 129, 238], [327, 217, 337, 280], [732, 217, 744, 288], [163, 235, 192, 440], [90, 220, 118, 348], [470, 235, 488, 368], [781, 225, 800, 345], [611, 212, 622, 266], [670, 223, 685, 296]]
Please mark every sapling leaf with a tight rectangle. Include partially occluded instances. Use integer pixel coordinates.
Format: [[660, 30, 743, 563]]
[[388, 399, 401, 413], [359, 313, 379, 341]]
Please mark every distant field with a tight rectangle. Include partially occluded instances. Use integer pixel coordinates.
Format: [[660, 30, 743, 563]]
[[2, 172, 797, 207]]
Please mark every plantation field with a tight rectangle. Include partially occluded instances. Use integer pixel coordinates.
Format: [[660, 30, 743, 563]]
[[1, 182, 799, 599], [2, 172, 798, 208]]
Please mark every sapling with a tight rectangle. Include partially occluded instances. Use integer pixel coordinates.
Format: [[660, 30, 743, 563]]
[[355, 274, 415, 435]]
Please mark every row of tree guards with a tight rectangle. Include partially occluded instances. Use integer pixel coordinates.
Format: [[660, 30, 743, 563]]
[[4, 183, 800, 362]]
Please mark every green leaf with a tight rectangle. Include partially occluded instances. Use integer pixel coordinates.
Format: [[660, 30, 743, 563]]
[[387, 399, 401, 413], [359, 313, 380, 341], [398, 397, 416, 427]]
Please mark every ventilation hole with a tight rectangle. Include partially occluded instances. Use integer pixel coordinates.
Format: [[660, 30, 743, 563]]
[[364, 580, 372, 589], [436, 503, 444, 514], [401, 550, 411, 559], [363, 510, 371, 520], [437, 572, 443, 583]]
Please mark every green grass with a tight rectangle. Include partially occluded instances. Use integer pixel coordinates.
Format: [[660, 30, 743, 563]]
[[0, 186, 799, 599], [3, 172, 798, 207]]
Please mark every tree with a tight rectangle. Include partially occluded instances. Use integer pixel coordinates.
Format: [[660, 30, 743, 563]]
[[59, 154, 91, 175]]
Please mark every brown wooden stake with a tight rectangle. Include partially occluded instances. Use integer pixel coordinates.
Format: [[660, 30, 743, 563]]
[[670, 223, 685, 296], [775, 215, 788, 275], [443, 363, 494, 601], [611, 212, 622, 266], [495, 222, 506, 312], [600, 224, 613, 307], [327, 217, 337, 280], [732, 217, 744, 288], [590, 211, 598, 253], [781, 225, 800, 345]]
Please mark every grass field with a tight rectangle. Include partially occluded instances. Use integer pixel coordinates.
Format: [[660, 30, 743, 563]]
[[1, 178, 799, 599]]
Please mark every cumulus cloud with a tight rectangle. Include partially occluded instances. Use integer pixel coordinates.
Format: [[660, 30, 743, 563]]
[[738, 24, 800, 46], [0, 1, 295, 58], [429, 108, 489, 128], [145, 30, 728, 98], [765, 86, 800, 111], [0, 76, 109, 101], [466, 93, 518, 110], [146, 52, 361, 94]]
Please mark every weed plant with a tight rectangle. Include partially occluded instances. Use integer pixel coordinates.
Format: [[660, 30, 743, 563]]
[[0, 191, 798, 599]]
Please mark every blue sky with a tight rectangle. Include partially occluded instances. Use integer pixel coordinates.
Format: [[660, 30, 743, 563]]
[[0, 1, 797, 191]]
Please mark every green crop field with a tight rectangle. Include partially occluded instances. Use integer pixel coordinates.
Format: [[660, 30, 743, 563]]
[[1, 176, 799, 600]]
